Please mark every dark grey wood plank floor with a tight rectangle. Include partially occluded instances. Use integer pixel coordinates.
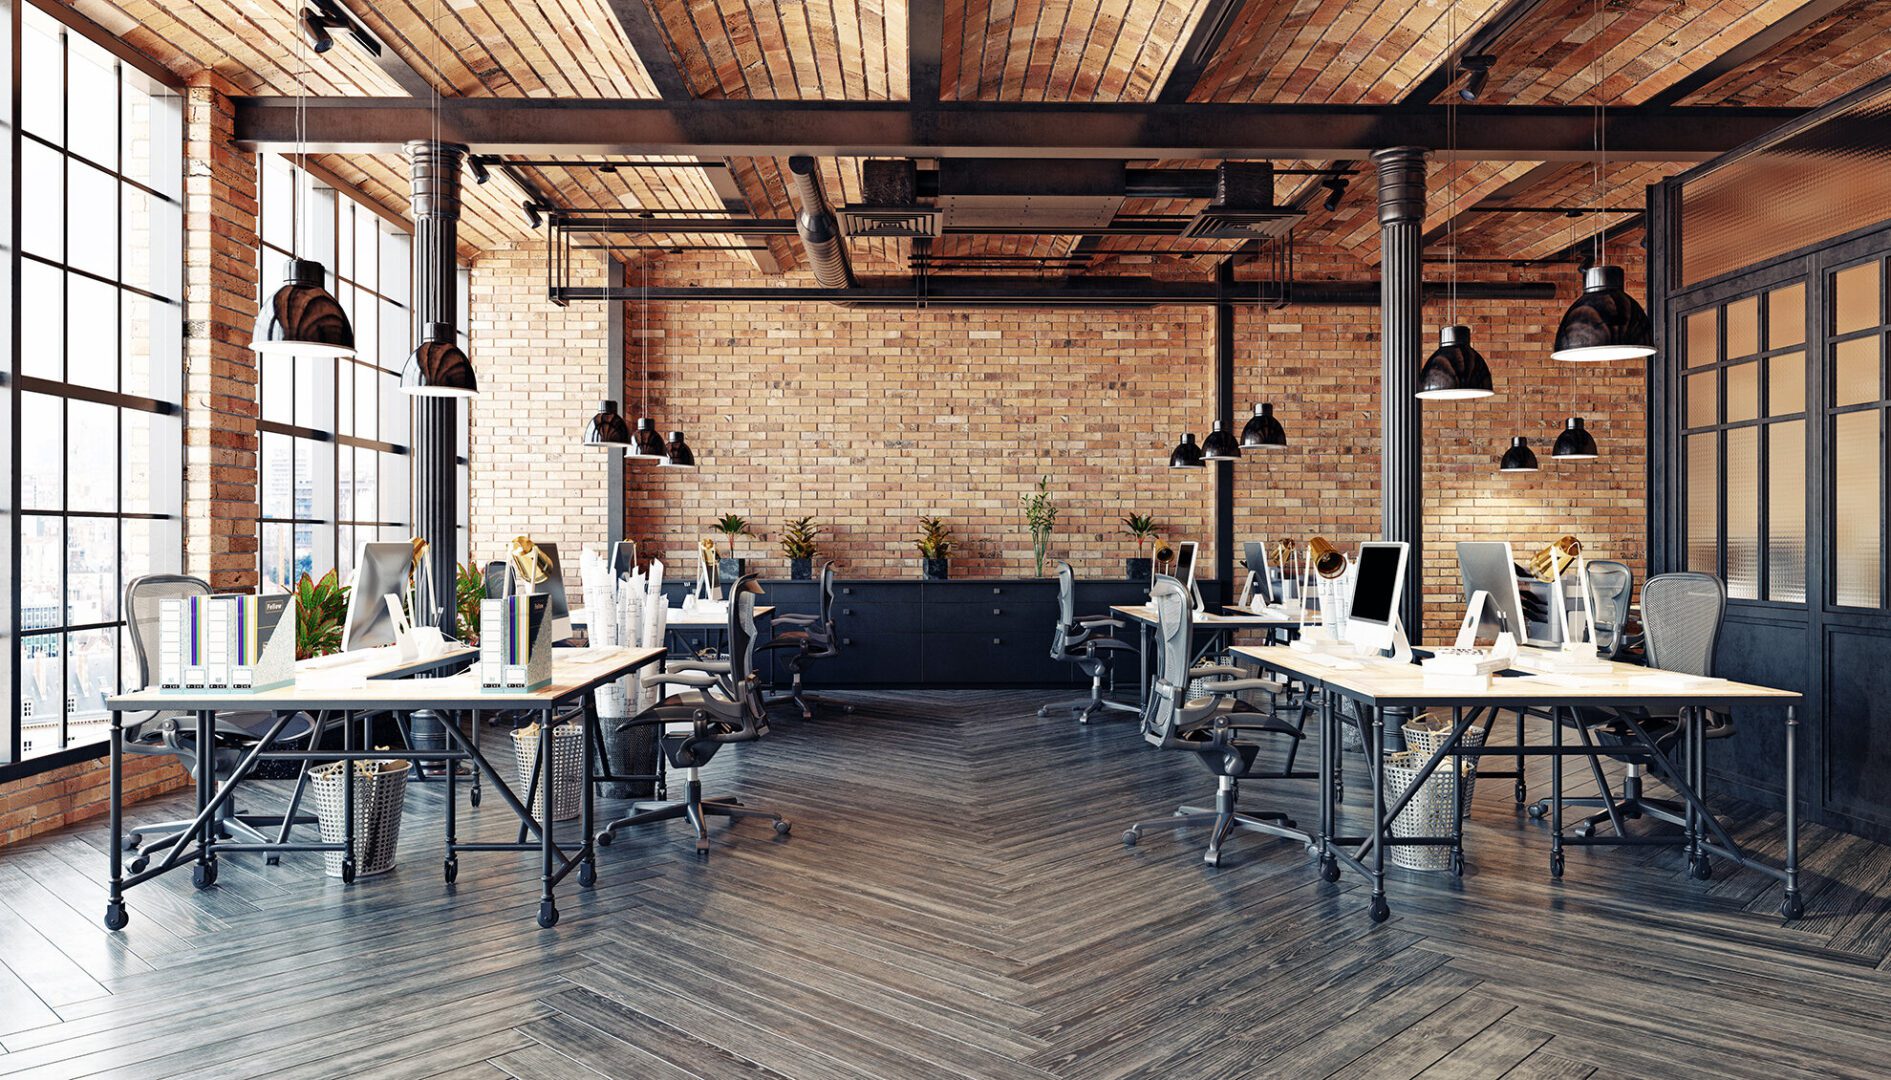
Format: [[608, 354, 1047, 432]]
[[2, 690, 1888, 1079]]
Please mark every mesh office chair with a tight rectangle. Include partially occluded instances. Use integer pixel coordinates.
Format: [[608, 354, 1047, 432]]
[[759, 562, 854, 719], [1542, 571, 1729, 839], [595, 574, 791, 857], [121, 575, 318, 873], [1038, 562, 1140, 723], [1122, 576, 1308, 866]]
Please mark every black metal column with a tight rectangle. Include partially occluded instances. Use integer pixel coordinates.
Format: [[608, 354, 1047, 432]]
[[1214, 259, 1236, 591], [406, 140, 466, 634], [1374, 146, 1426, 641]]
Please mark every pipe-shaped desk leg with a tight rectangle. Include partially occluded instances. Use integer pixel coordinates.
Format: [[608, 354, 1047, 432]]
[[538, 708, 560, 928], [1782, 706, 1803, 919], [1368, 706, 1389, 923], [341, 710, 356, 884], [579, 692, 597, 888], [1549, 706, 1565, 879], [104, 713, 129, 930], [195, 710, 216, 889]]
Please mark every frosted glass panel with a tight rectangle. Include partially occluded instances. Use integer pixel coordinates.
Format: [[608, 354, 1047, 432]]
[[1834, 410, 1882, 607], [1725, 428, 1760, 599], [1769, 420, 1806, 603], [1768, 283, 1806, 348], [1769, 351, 1805, 416], [1688, 433, 1718, 575], [1686, 309, 1717, 368], [1726, 361, 1759, 423], [1686, 371, 1717, 428], [1835, 261, 1881, 335], [1835, 337, 1881, 407], [1726, 296, 1760, 358]]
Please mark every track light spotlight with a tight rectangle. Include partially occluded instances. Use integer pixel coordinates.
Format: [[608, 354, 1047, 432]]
[[468, 158, 490, 185], [1321, 178, 1348, 213], [1458, 55, 1494, 102], [523, 201, 542, 230], [301, 8, 334, 53]]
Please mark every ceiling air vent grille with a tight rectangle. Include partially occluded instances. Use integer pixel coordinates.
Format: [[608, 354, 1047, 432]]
[[1181, 162, 1303, 240], [839, 207, 944, 238]]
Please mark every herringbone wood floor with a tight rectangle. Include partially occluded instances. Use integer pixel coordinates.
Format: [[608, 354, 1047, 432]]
[[4, 690, 1891, 1079]]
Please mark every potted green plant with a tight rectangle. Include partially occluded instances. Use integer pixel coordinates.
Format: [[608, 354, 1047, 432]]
[[712, 514, 751, 581], [914, 516, 953, 580], [1020, 476, 1057, 577], [1123, 514, 1159, 581], [779, 516, 821, 580], [293, 569, 350, 660], [455, 561, 486, 645]]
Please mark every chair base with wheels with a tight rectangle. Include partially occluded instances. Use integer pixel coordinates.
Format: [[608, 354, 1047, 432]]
[[1124, 771, 1304, 867], [763, 668, 854, 720], [1041, 563, 1141, 724], [123, 713, 321, 872], [596, 773, 789, 858], [1038, 666, 1141, 724]]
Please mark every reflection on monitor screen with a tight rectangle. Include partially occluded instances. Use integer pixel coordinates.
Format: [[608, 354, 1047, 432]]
[[1350, 545, 1400, 625]]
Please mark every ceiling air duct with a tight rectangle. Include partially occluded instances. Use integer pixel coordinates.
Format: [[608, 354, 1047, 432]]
[[787, 155, 856, 288], [1181, 163, 1304, 240], [840, 159, 942, 238]]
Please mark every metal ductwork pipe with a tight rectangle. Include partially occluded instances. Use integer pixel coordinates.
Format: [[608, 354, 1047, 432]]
[[787, 155, 855, 289]]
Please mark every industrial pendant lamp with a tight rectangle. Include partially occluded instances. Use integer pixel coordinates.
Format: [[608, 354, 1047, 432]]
[[1201, 420, 1241, 461], [1416, 325, 1493, 399], [252, 29, 353, 358], [1551, 417, 1598, 460], [1240, 403, 1286, 448], [627, 256, 667, 460], [660, 430, 696, 469], [1416, 3, 1493, 401], [582, 400, 633, 446], [1552, 0, 1653, 363], [1499, 436, 1539, 472], [401, 322, 477, 397], [1168, 433, 1206, 469]]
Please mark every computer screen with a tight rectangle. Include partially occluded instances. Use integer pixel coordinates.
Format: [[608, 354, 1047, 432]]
[[1343, 541, 1408, 652], [1242, 542, 1275, 605], [342, 541, 416, 651], [1456, 541, 1535, 646]]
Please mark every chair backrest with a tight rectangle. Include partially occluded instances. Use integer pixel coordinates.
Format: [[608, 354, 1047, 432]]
[[1641, 572, 1724, 677], [1586, 560, 1634, 658], [818, 562, 838, 623], [1049, 562, 1079, 660], [1143, 574, 1195, 748], [125, 574, 210, 693], [727, 573, 762, 685]]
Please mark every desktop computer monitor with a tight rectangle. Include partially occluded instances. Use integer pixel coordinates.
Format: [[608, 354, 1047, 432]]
[[1242, 542, 1276, 606], [1456, 541, 1538, 647], [1171, 541, 1203, 609], [1343, 541, 1408, 652], [611, 540, 637, 577], [341, 541, 417, 652], [506, 541, 574, 642]]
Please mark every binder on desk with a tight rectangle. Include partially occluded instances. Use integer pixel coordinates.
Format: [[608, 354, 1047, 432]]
[[231, 595, 294, 691], [159, 593, 295, 693], [480, 593, 553, 691]]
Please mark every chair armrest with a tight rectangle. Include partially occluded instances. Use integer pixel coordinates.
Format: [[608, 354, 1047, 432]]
[[1077, 615, 1127, 629], [669, 658, 731, 674], [772, 613, 820, 626], [1086, 638, 1138, 653], [643, 670, 716, 689], [1191, 664, 1249, 679], [1207, 678, 1284, 696]]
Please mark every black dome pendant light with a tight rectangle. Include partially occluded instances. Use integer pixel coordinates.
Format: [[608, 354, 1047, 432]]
[[627, 256, 667, 460], [1552, 417, 1599, 460], [660, 430, 696, 469], [1416, 1, 1493, 402], [1552, 0, 1653, 363], [1168, 433, 1206, 469], [252, 28, 353, 358], [1240, 402, 1287, 448], [1201, 420, 1242, 461], [582, 400, 633, 447], [1499, 436, 1540, 472], [402, 321, 478, 397]]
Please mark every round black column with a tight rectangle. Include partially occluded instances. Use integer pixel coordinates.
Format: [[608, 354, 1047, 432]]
[[1374, 146, 1427, 643]]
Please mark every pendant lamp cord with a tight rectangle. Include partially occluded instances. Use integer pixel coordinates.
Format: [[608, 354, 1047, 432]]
[[1592, 0, 1605, 267], [293, 12, 307, 259], [640, 254, 649, 419], [1447, 0, 1459, 327]]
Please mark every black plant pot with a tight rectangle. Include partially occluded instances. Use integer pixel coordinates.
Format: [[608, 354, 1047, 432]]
[[922, 558, 950, 581], [718, 557, 745, 582], [1126, 557, 1152, 581], [789, 557, 813, 580]]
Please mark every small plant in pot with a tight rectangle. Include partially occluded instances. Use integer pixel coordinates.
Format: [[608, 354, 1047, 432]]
[[1020, 476, 1057, 577], [779, 516, 822, 580], [1123, 514, 1160, 581], [914, 516, 953, 580], [711, 514, 751, 581], [293, 569, 350, 660]]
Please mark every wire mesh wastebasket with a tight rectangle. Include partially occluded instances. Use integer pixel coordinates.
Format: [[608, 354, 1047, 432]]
[[511, 722, 585, 821], [310, 758, 409, 878], [1383, 750, 1460, 872], [1401, 712, 1488, 817]]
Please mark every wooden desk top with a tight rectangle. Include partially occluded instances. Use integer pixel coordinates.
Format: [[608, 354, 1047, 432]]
[[570, 605, 773, 629], [298, 644, 479, 681], [1229, 645, 1801, 709], [1112, 604, 1303, 627], [107, 646, 667, 713]]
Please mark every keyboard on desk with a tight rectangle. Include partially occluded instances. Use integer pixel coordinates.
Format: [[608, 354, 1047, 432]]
[[299, 645, 396, 670]]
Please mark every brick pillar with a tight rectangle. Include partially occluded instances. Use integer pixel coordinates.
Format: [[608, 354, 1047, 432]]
[[182, 74, 260, 592]]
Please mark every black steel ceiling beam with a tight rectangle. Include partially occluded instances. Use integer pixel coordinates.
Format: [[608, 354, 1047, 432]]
[[604, 0, 694, 100], [549, 276, 1556, 306], [1644, 0, 1855, 107], [910, 0, 944, 106], [323, 0, 435, 97], [1156, 0, 1249, 103], [1402, 0, 1557, 104], [231, 98, 1804, 161]]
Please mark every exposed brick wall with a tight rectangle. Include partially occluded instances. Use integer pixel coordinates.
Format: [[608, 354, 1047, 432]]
[[0, 755, 184, 848], [465, 245, 613, 607], [182, 74, 260, 594]]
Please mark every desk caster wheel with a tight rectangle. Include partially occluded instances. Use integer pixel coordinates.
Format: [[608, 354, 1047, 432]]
[[1320, 855, 1341, 882], [1780, 892, 1804, 920], [1036, 706, 1051, 717], [1123, 828, 1141, 847], [578, 861, 596, 887], [537, 902, 559, 928], [444, 857, 459, 884], [1451, 851, 1465, 877], [1549, 852, 1565, 878], [1526, 801, 1548, 820], [340, 860, 357, 885], [265, 854, 280, 867], [122, 832, 142, 851], [193, 862, 218, 889], [129, 856, 149, 875], [1514, 782, 1527, 804], [695, 838, 710, 859], [774, 820, 791, 836], [103, 902, 128, 931], [1690, 856, 1712, 881], [1369, 896, 1390, 923], [470, 788, 481, 808], [596, 830, 614, 847]]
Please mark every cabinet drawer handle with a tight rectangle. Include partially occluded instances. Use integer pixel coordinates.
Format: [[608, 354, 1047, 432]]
[[992, 587, 1003, 595], [842, 638, 853, 646], [843, 608, 855, 616], [841, 587, 854, 594], [993, 607, 1002, 616], [993, 637, 1002, 645]]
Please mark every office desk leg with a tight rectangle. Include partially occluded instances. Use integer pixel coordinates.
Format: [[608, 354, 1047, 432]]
[[1549, 707, 1565, 879], [1782, 706, 1803, 919], [1318, 692, 1339, 883], [444, 709, 460, 885], [194, 710, 217, 890], [340, 710, 357, 885], [1686, 705, 1704, 876], [538, 708, 560, 928], [104, 713, 129, 930], [578, 692, 597, 888], [1368, 707, 1389, 923]]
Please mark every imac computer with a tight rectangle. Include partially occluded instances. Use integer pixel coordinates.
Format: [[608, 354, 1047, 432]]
[[1455, 542, 1534, 648], [1241, 541, 1277, 607], [1343, 541, 1410, 657], [506, 541, 575, 643], [1171, 541, 1203, 611], [342, 541, 419, 652]]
